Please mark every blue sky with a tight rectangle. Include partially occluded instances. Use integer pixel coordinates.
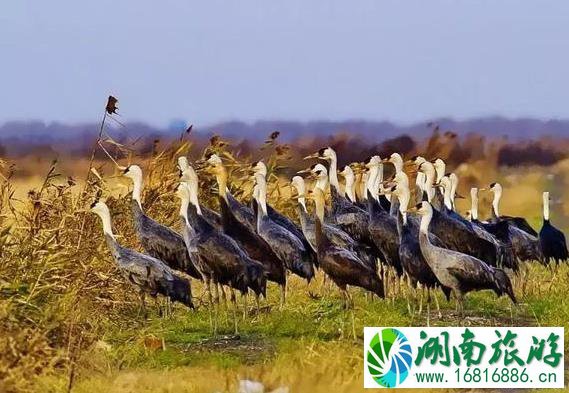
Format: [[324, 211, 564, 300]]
[[1, 1, 568, 126]]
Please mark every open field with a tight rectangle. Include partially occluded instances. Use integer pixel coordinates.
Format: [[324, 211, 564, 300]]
[[1, 134, 569, 392]]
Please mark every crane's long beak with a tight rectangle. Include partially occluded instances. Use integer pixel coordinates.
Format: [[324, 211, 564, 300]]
[[479, 188, 488, 192], [455, 193, 466, 199], [297, 168, 312, 175], [303, 152, 320, 160]]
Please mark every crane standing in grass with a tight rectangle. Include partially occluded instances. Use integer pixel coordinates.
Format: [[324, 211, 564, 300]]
[[123, 164, 202, 280], [539, 191, 569, 265], [311, 187, 385, 306], [176, 178, 266, 334], [91, 201, 194, 315], [253, 171, 316, 282], [413, 201, 517, 316]]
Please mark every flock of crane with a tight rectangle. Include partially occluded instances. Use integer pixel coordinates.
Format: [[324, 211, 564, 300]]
[[90, 146, 568, 332]]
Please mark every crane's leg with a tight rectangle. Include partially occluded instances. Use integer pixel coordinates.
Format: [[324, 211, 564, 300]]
[[456, 292, 465, 320], [405, 275, 412, 316], [426, 289, 431, 327], [204, 277, 213, 306], [242, 291, 249, 321], [418, 283, 424, 315], [204, 278, 214, 333], [434, 290, 442, 318], [212, 281, 219, 336], [218, 284, 227, 308], [383, 267, 390, 299], [426, 299, 431, 327], [230, 288, 239, 335], [350, 308, 357, 340]]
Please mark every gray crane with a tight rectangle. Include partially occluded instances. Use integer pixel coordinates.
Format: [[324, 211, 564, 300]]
[[90, 201, 193, 316], [413, 201, 516, 315], [254, 172, 316, 282], [311, 187, 384, 307]]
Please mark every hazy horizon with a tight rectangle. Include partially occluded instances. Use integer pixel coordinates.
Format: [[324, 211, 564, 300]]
[[2, 1, 569, 126]]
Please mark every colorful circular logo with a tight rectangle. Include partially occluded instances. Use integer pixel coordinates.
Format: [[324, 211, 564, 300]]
[[366, 328, 413, 387]]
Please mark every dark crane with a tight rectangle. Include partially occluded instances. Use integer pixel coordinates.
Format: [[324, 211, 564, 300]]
[[539, 191, 568, 264], [312, 187, 384, 307], [484, 182, 543, 263], [176, 181, 266, 334]]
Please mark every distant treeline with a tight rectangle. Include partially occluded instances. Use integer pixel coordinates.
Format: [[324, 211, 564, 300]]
[[0, 117, 568, 166]]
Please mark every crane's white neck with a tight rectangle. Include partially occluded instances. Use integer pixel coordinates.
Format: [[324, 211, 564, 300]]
[[327, 152, 340, 193], [392, 155, 404, 174], [543, 192, 550, 221], [344, 171, 356, 203], [492, 186, 502, 217], [95, 209, 115, 240], [397, 187, 411, 225], [255, 175, 268, 216], [366, 165, 380, 200], [131, 174, 143, 210], [373, 163, 384, 195], [419, 207, 433, 234], [178, 188, 193, 228], [360, 173, 369, 201], [449, 174, 458, 209], [178, 157, 189, 172], [292, 179, 307, 212], [186, 179, 202, 216], [422, 164, 436, 202], [416, 171, 425, 191], [315, 174, 328, 192], [214, 166, 229, 202], [442, 180, 453, 210], [470, 188, 479, 220], [435, 161, 446, 183]]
